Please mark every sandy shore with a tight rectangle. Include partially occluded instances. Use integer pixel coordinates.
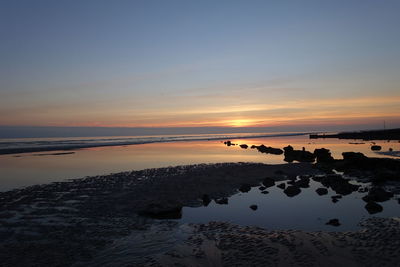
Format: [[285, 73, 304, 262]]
[[0, 162, 399, 266]]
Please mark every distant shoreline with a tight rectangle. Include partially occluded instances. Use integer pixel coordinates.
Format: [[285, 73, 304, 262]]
[[310, 128, 400, 140]]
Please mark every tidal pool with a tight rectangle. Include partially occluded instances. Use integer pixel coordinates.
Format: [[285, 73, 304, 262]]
[[181, 177, 400, 231]]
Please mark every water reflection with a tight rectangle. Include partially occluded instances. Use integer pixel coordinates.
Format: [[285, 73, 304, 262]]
[[181, 175, 400, 231], [0, 135, 399, 191]]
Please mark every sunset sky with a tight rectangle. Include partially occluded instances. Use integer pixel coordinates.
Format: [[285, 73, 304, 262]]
[[1, 0, 400, 132]]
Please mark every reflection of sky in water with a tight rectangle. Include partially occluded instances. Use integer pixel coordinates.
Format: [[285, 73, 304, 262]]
[[181, 179, 400, 231], [0, 135, 399, 191]]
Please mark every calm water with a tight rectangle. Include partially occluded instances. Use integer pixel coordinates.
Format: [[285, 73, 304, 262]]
[[0, 134, 399, 191], [0, 133, 399, 231], [181, 179, 400, 231]]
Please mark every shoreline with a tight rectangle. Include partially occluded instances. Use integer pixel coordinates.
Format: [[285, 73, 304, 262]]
[[0, 160, 399, 266], [0, 132, 309, 155]]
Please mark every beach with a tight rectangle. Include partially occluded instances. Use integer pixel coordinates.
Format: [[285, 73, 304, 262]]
[[1, 141, 400, 266]]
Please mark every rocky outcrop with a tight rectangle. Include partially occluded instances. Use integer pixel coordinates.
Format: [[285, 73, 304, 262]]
[[362, 187, 394, 202], [254, 145, 283, 155], [365, 201, 383, 214], [262, 178, 275, 188], [284, 185, 301, 197], [239, 184, 252, 193], [371, 145, 382, 151], [284, 145, 315, 163], [313, 148, 334, 163], [316, 188, 328, 195]]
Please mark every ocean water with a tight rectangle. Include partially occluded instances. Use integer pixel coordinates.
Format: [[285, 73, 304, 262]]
[[0, 132, 306, 154], [0, 132, 399, 191]]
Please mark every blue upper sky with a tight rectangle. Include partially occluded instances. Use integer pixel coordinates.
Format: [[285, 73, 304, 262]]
[[1, 0, 400, 133]]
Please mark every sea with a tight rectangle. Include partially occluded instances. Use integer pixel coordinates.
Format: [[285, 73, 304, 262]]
[[0, 131, 399, 231]]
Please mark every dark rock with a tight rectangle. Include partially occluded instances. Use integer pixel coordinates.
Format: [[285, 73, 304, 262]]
[[371, 145, 382, 151], [215, 197, 228, 205], [319, 174, 360, 195], [316, 188, 328, 195], [326, 218, 341, 226], [261, 190, 269, 194], [240, 144, 248, 149], [342, 152, 367, 161], [254, 145, 283, 155], [239, 184, 252, 193], [314, 148, 335, 163], [284, 185, 301, 197], [332, 195, 342, 199], [362, 187, 394, 202], [287, 180, 296, 185], [202, 194, 211, 206], [224, 141, 232, 146], [283, 145, 315, 163], [258, 186, 266, 191], [139, 203, 182, 219], [250, 205, 258, 211], [274, 170, 285, 175], [295, 177, 310, 188], [332, 198, 339, 203], [250, 145, 257, 149], [262, 178, 275, 188], [277, 183, 286, 189], [365, 201, 383, 214]]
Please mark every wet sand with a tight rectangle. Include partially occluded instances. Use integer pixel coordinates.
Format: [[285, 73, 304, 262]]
[[0, 162, 399, 266]]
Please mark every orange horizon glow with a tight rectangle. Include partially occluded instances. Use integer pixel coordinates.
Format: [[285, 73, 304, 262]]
[[1, 94, 399, 129]]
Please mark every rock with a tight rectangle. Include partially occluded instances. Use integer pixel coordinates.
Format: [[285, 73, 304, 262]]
[[202, 194, 211, 206], [139, 203, 183, 219], [215, 197, 228, 205], [261, 190, 269, 194], [284, 185, 301, 197], [224, 141, 232, 146], [362, 187, 394, 202], [314, 148, 335, 163], [326, 218, 341, 226], [331, 195, 342, 203], [287, 180, 296, 185], [258, 186, 266, 191], [365, 201, 383, 214], [240, 144, 248, 149], [254, 145, 283, 155], [277, 183, 286, 189], [239, 184, 252, 193], [262, 178, 275, 188], [342, 152, 367, 161], [319, 174, 360, 195], [250, 145, 257, 149], [371, 145, 382, 151], [295, 177, 310, 188], [316, 188, 328, 195], [284, 145, 315, 163], [250, 205, 258, 211]]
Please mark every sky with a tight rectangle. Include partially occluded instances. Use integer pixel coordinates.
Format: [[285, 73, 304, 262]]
[[1, 0, 400, 135]]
